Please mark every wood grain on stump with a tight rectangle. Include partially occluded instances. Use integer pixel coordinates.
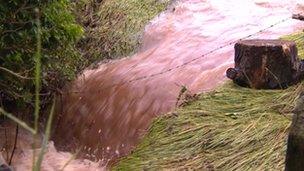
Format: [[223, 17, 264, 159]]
[[226, 39, 301, 89]]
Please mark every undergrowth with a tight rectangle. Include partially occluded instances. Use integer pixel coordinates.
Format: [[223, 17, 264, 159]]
[[115, 32, 304, 170], [0, 0, 83, 119]]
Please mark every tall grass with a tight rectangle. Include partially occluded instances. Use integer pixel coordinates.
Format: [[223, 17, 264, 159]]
[[74, 0, 170, 62], [115, 32, 304, 170], [34, 99, 56, 171], [32, 8, 42, 169], [34, 8, 42, 137]]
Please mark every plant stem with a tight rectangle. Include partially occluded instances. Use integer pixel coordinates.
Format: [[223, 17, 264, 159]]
[[33, 7, 42, 170], [34, 98, 56, 171], [34, 7, 41, 138]]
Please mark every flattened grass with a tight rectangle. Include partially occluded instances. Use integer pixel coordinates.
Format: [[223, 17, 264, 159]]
[[115, 32, 304, 170]]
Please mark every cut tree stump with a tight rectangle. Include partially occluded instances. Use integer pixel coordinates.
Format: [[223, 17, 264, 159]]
[[226, 39, 304, 89]]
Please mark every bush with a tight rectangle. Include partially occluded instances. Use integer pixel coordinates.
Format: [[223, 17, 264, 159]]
[[0, 0, 84, 114]]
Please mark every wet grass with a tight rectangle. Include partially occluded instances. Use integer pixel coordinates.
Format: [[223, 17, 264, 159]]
[[114, 32, 304, 170], [75, 0, 170, 62]]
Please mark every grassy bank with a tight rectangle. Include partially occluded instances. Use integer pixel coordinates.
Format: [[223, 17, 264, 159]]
[[0, 0, 169, 121], [115, 32, 304, 170], [75, 0, 170, 63]]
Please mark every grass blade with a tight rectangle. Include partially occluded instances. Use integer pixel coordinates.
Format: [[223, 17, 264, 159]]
[[34, 98, 56, 171], [0, 107, 35, 134]]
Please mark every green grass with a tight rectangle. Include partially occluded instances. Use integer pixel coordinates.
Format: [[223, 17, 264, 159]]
[[75, 0, 170, 62], [114, 32, 304, 170], [98, 0, 170, 57]]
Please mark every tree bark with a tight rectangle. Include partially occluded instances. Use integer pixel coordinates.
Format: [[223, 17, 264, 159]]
[[226, 39, 302, 89]]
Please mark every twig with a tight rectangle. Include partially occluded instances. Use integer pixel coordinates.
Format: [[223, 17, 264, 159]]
[[4, 127, 8, 161], [0, 83, 23, 98], [8, 124, 18, 165], [0, 66, 33, 80]]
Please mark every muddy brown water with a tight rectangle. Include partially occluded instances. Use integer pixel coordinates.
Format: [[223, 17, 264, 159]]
[[7, 0, 304, 170]]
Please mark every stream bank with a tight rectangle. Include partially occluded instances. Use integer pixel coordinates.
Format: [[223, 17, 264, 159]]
[[52, 0, 304, 167], [0, 0, 169, 170], [115, 32, 304, 171]]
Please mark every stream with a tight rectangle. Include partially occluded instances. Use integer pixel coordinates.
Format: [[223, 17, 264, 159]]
[[10, 0, 304, 170]]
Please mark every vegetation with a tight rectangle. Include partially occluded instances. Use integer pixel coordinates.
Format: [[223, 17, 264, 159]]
[[0, 0, 84, 116], [115, 32, 304, 170], [74, 0, 170, 63], [0, 0, 169, 118], [0, 8, 56, 169], [3, 0, 302, 170], [0, 0, 169, 169]]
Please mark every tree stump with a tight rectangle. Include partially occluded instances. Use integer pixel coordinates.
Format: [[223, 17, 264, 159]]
[[285, 92, 304, 171], [226, 39, 302, 89]]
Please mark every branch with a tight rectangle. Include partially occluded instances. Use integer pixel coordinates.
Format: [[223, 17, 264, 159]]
[[8, 124, 18, 165], [0, 66, 33, 80]]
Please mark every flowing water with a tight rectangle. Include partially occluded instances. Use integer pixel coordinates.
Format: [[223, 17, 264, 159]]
[[7, 0, 304, 170]]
